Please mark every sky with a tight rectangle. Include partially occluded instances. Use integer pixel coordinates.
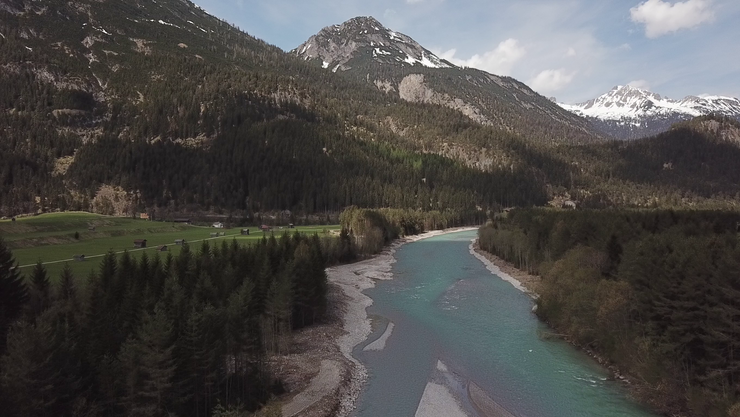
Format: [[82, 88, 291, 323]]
[[193, 0, 740, 104]]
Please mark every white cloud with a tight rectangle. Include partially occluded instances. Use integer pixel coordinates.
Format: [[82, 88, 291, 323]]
[[630, 0, 715, 38], [406, 0, 424, 3], [628, 79, 651, 90], [436, 38, 526, 76], [528, 69, 577, 93], [566, 47, 577, 57], [619, 43, 632, 51]]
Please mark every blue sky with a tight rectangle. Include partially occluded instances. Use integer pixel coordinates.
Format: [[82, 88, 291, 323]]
[[193, 0, 740, 103]]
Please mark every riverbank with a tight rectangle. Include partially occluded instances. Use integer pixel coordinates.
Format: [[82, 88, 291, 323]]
[[470, 240, 541, 298], [471, 240, 646, 414], [277, 227, 478, 417]]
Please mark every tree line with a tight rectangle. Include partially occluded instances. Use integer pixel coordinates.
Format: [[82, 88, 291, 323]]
[[0, 232, 329, 417], [479, 208, 740, 416], [0, 204, 469, 416]]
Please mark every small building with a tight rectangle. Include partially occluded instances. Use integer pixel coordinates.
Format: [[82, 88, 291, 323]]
[[212, 222, 224, 229], [289, 223, 295, 229], [210, 232, 218, 238], [73, 254, 85, 262], [157, 245, 168, 252], [260, 224, 271, 232], [562, 200, 577, 210], [140, 213, 149, 220], [134, 239, 147, 248], [175, 239, 186, 245], [241, 228, 250, 235], [219, 232, 225, 236]]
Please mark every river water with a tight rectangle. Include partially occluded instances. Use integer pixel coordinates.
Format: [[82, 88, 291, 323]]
[[352, 230, 657, 417]]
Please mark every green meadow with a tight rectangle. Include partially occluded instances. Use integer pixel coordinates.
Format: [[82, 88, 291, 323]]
[[0, 212, 338, 280]]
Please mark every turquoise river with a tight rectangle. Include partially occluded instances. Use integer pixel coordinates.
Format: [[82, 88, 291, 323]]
[[352, 230, 658, 417]]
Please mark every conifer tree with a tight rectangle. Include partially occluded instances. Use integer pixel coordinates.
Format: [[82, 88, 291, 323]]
[[179, 306, 219, 417], [28, 260, 51, 319], [120, 303, 177, 416], [1, 311, 81, 417], [263, 269, 292, 353], [58, 264, 77, 305], [99, 250, 117, 291], [0, 237, 28, 353]]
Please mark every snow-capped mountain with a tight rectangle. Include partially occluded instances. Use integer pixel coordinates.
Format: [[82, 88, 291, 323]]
[[293, 16, 599, 145], [293, 16, 453, 73], [559, 85, 740, 140]]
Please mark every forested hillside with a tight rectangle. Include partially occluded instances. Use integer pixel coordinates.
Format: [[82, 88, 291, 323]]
[[479, 209, 740, 416], [538, 116, 740, 209], [2, 0, 740, 218], [0, 0, 556, 217]]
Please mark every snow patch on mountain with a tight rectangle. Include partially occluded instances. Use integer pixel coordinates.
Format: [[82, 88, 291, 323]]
[[560, 85, 740, 121], [558, 85, 740, 139]]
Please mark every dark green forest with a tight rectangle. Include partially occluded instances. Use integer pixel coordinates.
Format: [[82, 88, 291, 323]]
[[0, 0, 552, 216], [479, 209, 740, 417], [0, 206, 459, 416], [0, 232, 330, 416]]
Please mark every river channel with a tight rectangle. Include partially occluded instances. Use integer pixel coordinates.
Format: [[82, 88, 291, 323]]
[[352, 230, 657, 417]]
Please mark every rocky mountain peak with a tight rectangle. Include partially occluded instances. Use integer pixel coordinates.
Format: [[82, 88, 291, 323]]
[[292, 16, 452, 72], [579, 85, 662, 111], [292, 16, 600, 145], [559, 85, 740, 139]]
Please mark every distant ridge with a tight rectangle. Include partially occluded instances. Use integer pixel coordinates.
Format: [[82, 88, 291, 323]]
[[559, 85, 740, 140]]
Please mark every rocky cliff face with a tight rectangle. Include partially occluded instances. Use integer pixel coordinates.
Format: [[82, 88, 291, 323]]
[[293, 16, 452, 73]]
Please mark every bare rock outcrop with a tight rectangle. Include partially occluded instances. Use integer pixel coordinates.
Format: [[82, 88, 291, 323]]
[[398, 74, 492, 126]]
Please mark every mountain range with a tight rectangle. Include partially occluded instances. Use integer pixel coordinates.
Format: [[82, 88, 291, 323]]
[[2, 2, 740, 217], [292, 16, 599, 145], [559, 85, 740, 140]]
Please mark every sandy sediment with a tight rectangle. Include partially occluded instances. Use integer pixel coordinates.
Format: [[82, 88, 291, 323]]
[[282, 360, 342, 417], [362, 322, 394, 351], [467, 382, 516, 417], [469, 240, 541, 298], [415, 382, 469, 417]]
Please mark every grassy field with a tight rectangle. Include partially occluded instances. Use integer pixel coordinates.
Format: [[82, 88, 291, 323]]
[[0, 212, 339, 280]]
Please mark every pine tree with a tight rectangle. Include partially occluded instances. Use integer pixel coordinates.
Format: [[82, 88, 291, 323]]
[[120, 303, 177, 416], [85, 271, 112, 361], [179, 306, 219, 417], [0, 237, 28, 354], [1, 311, 81, 417], [263, 270, 292, 354], [1, 318, 61, 416], [28, 260, 51, 319], [99, 250, 117, 291], [57, 264, 77, 306]]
